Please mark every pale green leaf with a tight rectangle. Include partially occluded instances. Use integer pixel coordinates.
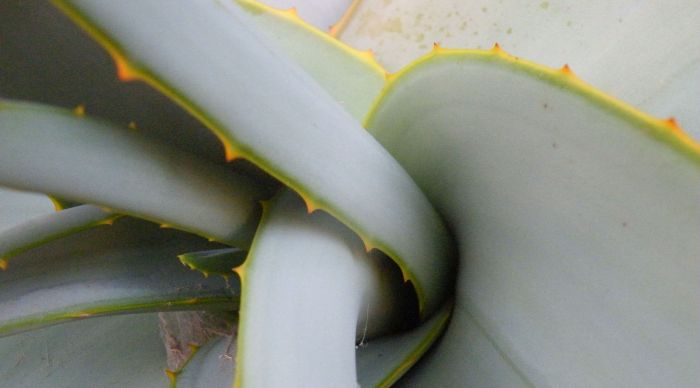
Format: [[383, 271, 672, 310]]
[[259, 0, 352, 31], [366, 51, 700, 386], [0, 100, 262, 246], [0, 218, 239, 336], [0, 205, 117, 267], [0, 313, 169, 387], [0, 188, 54, 234], [356, 301, 451, 387], [339, 0, 700, 139], [236, 191, 406, 387], [237, 0, 386, 120], [55, 0, 453, 317]]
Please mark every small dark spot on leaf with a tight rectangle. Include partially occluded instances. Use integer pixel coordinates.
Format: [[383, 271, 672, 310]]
[[622, 222, 628, 227], [543, 103, 549, 109], [552, 142, 557, 148]]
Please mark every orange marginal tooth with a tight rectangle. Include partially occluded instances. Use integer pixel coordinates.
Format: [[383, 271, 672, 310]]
[[113, 54, 138, 82], [128, 121, 138, 130], [561, 63, 575, 77], [164, 369, 177, 383], [287, 7, 298, 16], [99, 218, 114, 226], [160, 223, 172, 229], [0, 259, 7, 271], [224, 143, 239, 162], [664, 117, 680, 131], [73, 104, 85, 117], [491, 42, 503, 53], [232, 265, 245, 282], [303, 197, 318, 214], [432, 42, 442, 52]]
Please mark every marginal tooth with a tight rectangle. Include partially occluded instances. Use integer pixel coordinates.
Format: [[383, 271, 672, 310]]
[[0, 259, 7, 271], [232, 265, 245, 281], [287, 7, 298, 16], [160, 223, 173, 229], [491, 42, 505, 55], [73, 104, 85, 117], [302, 197, 318, 214], [224, 142, 240, 162], [358, 49, 375, 62], [432, 42, 442, 52], [113, 54, 138, 82], [127, 121, 138, 130], [99, 218, 115, 226], [361, 238, 375, 253], [560, 63, 576, 77]]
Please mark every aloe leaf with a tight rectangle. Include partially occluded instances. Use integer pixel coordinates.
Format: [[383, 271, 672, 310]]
[[366, 50, 700, 386], [173, 336, 236, 388], [338, 0, 700, 136], [236, 191, 406, 387], [0, 100, 263, 246], [0, 218, 239, 337], [0, 205, 118, 268], [356, 301, 451, 387], [237, 0, 386, 120], [259, 0, 353, 31], [55, 0, 453, 317], [178, 248, 247, 279], [0, 188, 55, 233], [0, 0, 230, 163], [0, 313, 170, 387]]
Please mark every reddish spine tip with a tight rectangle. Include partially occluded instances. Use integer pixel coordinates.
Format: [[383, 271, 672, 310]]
[[561, 64, 575, 76], [114, 55, 138, 82]]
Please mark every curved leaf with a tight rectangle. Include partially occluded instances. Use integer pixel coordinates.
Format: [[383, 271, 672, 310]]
[[55, 0, 453, 317], [339, 0, 700, 139], [0, 218, 239, 336], [178, 248, 247, 279], [0, 188, 54, 233], [0, 313, 169, 387], [235, 191, 406, 387], [366, 50, 700, 386], [237, 0, 386, 120], [0, 100, 263, 246], [0, 205, 117, 267]]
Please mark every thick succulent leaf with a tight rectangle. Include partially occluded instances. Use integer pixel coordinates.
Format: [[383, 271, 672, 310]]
[[259, 0, 352, 31], [0, 100, 262, 246], [339, 0, 700, 139], [0, 313, 169, 387], [0, 218, 239, 337], [173, 336, 236, 388], [356, 301, 451, 387], [366, 50, 700, 386], [237, 0, 386, 120], [0, 205, 117, 268], [236, 191, 405, 387], [0, 188, 54, 233], [0, 0, 229, 163], [178, 248, 247, 279], [55, 0, 453, 317]]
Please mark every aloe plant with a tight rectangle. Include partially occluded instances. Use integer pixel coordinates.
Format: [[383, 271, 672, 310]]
[[0, 0, 698, 387]]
